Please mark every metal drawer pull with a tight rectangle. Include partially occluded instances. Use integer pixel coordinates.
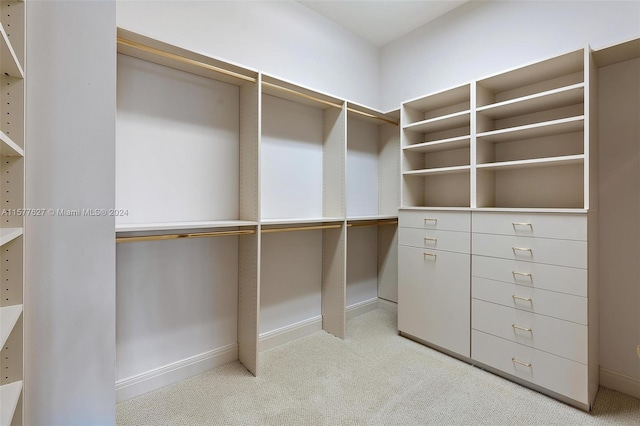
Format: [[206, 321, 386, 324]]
[[424, 237, 437, 243], [512, 271, 532, 278], [423, 253, 437, 259], [512, 247, 532, 253], [512, 295, 532, 302], [512, 222, 533, 229], [512, 324, 532, 332], [512, 358, 532, 367], [424, 218, 438, 224]]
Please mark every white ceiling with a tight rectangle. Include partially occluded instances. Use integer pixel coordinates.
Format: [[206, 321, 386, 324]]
[[297, 1, 469, 47]]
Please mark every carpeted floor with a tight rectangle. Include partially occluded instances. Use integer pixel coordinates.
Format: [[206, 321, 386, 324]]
[[117, 309, 640, 425]]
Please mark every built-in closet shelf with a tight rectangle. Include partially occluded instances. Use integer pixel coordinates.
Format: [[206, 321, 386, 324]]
[[403, 165, 470, 177], [347, 215, 398, 222], [0, 304, 22, 348], [0, 381, 22, 426], [477, 154, 584, 171], [115, 220, 258, 233], [0, 132, 23, 157], [593, 37, 640, 67], [476, 116, 584, 143], [403, 110, 470, 134], [0, 227, 23, 247], [260, 217, 344, 226], [477, 83, 585, 119], [399, 206, 588, 213], [0, 25, 23, 79], [403, 136, 470, 153]]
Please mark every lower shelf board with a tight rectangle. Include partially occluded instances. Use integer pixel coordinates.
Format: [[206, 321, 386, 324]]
[[0, 304, 23, 348], [0, 380, 22, 426]]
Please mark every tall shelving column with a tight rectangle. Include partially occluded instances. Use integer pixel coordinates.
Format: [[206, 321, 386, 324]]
[[0, 1, 25, 425]]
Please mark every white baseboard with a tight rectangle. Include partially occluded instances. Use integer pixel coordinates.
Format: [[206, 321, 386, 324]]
[[116, 344, 238, 402], [378, 298, 398, 314], [259, 315, 322, 352], [600, 367, 640, 399], [346, 297, 380, 320]]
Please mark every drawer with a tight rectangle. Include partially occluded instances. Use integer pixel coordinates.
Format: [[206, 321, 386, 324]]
[[472, 233, 587, 269], [472, 255, 587, 297], [472, 330, 588, 404], [398, 228, 470, 253], [472, 277, 587, 325], [472, 299, 587, 364], [399, 210, 470, 232], [398, 245, 470, 357], [472, 212, 586, 241]]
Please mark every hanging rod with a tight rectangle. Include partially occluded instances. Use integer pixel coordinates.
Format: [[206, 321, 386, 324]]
[[116, 229, 256, 243], [347, 220, 398, 228], [261, 224, 342, 234], [346, 107, 399, 126], [262, 81, 343, 110], [117, 37, 256, 83]]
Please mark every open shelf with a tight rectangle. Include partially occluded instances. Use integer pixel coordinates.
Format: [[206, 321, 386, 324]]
[[261, 217, 343, 227], [347, 215, 398, 223], [403, 110, 471, 134], [404, 165, 471, 177], [0, 380, 22, 426], [116, 220, 257, 234], [0, 227, 22, 247], [477, 154, 584, 171], [477, 83, 584, 120], [0, 25, 23, 79], [0, 131, 23, 157], [403, 135, 470, 153], [0, 304, 21, 348], [477, 116, 584, 143], [594, 37, 640, 67]]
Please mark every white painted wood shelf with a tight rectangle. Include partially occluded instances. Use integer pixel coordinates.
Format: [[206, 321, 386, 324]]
[[476, 116, 584, 143], [260, 217, 344, 226], [476, 154, 584, 171], [0, 131, 23, 157], [116, 220, 257, 234], [403, 110, 470, 134], [0, 305, 22, 348], [0, 25, 23, 79], [403, 165, 470, 177], [403, 135, 470, 153], [0, 227, 22, 247], [347, 215, 398, 222], [0, 381, 22, 426]]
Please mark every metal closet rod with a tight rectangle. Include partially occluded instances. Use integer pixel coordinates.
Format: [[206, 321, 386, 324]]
[[347, 220, 398, 228], [117, 37, 257, 83], [116, 229, 256, 243]]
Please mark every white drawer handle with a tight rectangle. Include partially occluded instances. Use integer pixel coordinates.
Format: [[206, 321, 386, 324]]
[[424, 237, 437, 244], [424, 218, 438, 224], [512, 324, 532, 332], [512, 295, 532, 302], [512, 247, 532, 254], [512, 222, 533, 229], [423, 252, 437, 259], [512, 358, 532, 368], [512, 271, 532, 278]]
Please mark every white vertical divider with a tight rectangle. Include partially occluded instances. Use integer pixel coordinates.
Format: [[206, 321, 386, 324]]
[[238, 77, 261, 375], [322, 105, 347, 338], [470, 83, 477, 208]]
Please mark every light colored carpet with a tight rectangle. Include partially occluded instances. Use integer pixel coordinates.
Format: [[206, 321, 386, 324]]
[[117, 309, 640, 425]]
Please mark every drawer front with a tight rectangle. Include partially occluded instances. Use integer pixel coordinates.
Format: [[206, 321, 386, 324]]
[[472, 277, 587, 325], [472, 255, 587, 297], [472, 299, 587, 364], [472, 212, 587, 241], [472, 330, 588, 404], [472, 233, 587, 269], [399, 210, 470, 232], [399, 228, 470, 253], [398, 245, 470, 357]]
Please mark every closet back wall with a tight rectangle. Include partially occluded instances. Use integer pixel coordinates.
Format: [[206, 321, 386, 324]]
[[116, 0, 381, 109]]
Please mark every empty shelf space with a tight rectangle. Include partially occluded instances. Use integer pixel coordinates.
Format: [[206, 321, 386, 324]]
[[0, 25, 23, 79], [476, 116, 584, 143], [0, 380, 22, 426], [403, 135, 470, 153], [404, 165, 471, 177], [0, 131, 23, 157], [116, 220, 258, 234], [403, 110, 470, 134], [0, 304, 22, 348], [0, 228, 22, 247], [477, 154, 584, 171], [477, 83, 585, 119], [261, 217, 344, 226]]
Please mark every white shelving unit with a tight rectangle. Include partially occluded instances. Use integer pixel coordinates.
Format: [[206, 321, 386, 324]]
[[114, 29, 400, 400], [0, 1, 24, 424], [398, 47, 599, 411]]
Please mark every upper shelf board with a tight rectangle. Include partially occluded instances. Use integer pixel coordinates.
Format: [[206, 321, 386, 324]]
[[594, 37, 640, 67], [0, 131, 23, 157], [476, 154, 584, 171], [0, 227, 23, 247], [0, 24, 24, 79], [116, 220, 258, 234], [476, 116, 584, 144], [403, 135, 470, 153], [261, 74, 344, 110], [403, 84, 470, 113], [403, 110, 470, 134], [477, 83, 584, 119]]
